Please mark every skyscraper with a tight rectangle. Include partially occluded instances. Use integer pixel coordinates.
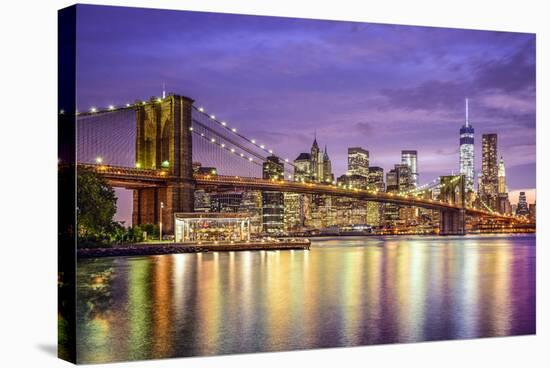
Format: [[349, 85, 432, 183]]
[[496, 156, 511, 214], [401, 150, 418, 188], [385, 164, 413, 224], [516, 191, 529, 216], [310, 136, 323, 181], [498, 156, 506, 194], [240, 190, 263, 233], [322, 145, 334, 183], [481, 133, 498, 209], [263, 155, 284, 180], [460, 98, 475, 192], [367, 167, 385, 192], [347, 147, 369, 177], [262, 156, 284, 233], [293, 152, 312, 182], [294, 135, 333, 183], [367, 167, 385, 227]]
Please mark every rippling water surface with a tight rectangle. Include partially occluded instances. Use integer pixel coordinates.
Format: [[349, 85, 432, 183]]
[[76, 234, 535, 363]]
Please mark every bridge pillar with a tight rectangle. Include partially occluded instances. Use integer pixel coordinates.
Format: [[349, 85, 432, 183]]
[[439, 209, 465, 235], [438, 175, 466, 235], [132, 95, 195, 235]]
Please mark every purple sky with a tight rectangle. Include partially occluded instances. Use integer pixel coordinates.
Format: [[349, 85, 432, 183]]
[[75, 5, 536, 221]]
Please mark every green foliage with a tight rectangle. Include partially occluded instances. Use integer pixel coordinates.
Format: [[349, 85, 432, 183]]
[[72, 168, 163, 248], [115, 224, 159, 244], [76, 168, 118, 248], [139, 223, 160, 239]]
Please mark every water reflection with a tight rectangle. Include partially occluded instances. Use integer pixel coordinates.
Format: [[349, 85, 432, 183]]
[[76, 234, 535, 364]]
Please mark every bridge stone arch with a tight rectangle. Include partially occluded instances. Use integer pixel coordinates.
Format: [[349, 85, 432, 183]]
[[133, 95, 195, 234], [438, 175, 465, 235]]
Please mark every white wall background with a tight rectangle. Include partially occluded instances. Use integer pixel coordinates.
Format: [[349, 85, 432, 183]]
[[0, 0, 547, 367]]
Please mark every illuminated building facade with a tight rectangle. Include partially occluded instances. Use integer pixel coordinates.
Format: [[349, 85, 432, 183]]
[[283, 192, 302, 231], [210, 192, 243, 213], [516, 191, 529, 216], [480, 133, 498, 210], [498, 156, 507, 194], [239, 190, 263, 233], [496, 156, 511, 215], [194, 190, 211, 212], [262, 155, 284, 233], [348, 147, 369, 177], [174, 213, 251, 243], [294, 153, 312, 182], [367, 166, 385, 227], [460, 98, 475, 192], [401, 150, 418, 188], [336, 173, 368, 189], [294, 136, 333, 183], [529, 202, 536, 223]]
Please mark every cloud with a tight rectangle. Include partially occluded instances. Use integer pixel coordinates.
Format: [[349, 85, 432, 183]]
[[473, 38, 535, 93], [355, 121, 374, 135]]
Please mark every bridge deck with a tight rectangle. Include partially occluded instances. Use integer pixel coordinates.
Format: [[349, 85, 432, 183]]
[[74, 164, 519, 222]]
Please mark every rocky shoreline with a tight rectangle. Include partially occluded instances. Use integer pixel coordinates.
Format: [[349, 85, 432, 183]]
[[77, 239, 310, 258]]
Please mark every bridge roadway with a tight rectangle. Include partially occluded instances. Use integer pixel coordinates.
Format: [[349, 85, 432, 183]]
[[77, 164, 517, 222]]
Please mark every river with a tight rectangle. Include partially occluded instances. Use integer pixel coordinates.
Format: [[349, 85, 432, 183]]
[[75, 234, 535, 363]]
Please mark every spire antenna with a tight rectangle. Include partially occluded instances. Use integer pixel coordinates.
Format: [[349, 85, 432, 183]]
[[465, 97, 469, 127], [162, 83, 166, 99]]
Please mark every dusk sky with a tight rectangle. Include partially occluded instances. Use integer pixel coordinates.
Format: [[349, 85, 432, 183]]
[[75, 5, 536, 221]]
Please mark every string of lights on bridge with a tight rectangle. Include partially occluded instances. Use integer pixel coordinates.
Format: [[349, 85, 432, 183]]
[[69, 95, 296, 174], [189, 126, 293, 180], [192, 105, 295, 168]]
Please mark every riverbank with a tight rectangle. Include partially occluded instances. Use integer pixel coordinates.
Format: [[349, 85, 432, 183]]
[[77, 239, 310, 258]]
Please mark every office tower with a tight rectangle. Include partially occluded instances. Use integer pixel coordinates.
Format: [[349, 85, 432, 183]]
[[460, 98, 475, 192], [395, 164, 413, 192], [481, 133, 498, 209], [194, 189, 211, 212], [516, 191, 529, 216], [395, 163, 416, 224], [295, 135, 333, 183], [497, 193, 512, 215], [210, 192, 243, 213], [263, 155, 284, 180], [283, 193, 302, 231], [368, 166, 385, 192], [348, 147, 369, 177], [367, 166, 384, 227], [322, 145, 334, 183], [401, 150, 418, 188], [529, 202, 536, 223], [367, 167, 385, 227], [336, 173, 368, 190], [385, 168, 399, 223], [495, 156, 511, 214], [239, 191, 263, 233], [310, 135, 323, 182], [385, 164, 413, 224], [294, 152, 312, 182], [498, 156, 507, 194], [262, 155, 284, 233]]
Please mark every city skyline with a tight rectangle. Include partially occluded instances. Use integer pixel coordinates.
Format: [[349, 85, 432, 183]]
[[73, 5, 536, 222]]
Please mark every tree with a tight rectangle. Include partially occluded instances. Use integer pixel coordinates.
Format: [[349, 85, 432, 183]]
[[76, 168, 118, 244]]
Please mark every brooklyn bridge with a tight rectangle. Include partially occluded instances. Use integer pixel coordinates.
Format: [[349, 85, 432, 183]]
[[61, 93, 522, 236]]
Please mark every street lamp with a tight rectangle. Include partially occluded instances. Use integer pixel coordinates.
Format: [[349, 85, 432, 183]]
[[159, 201, 164, 241]]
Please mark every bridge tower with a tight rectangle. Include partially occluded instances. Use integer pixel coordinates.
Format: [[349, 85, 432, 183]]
[[132, 94, 195, 235], [439, 175, 466, 235]]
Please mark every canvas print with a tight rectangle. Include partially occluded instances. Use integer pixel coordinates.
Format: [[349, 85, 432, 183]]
[[58, 4, 536, 364]]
